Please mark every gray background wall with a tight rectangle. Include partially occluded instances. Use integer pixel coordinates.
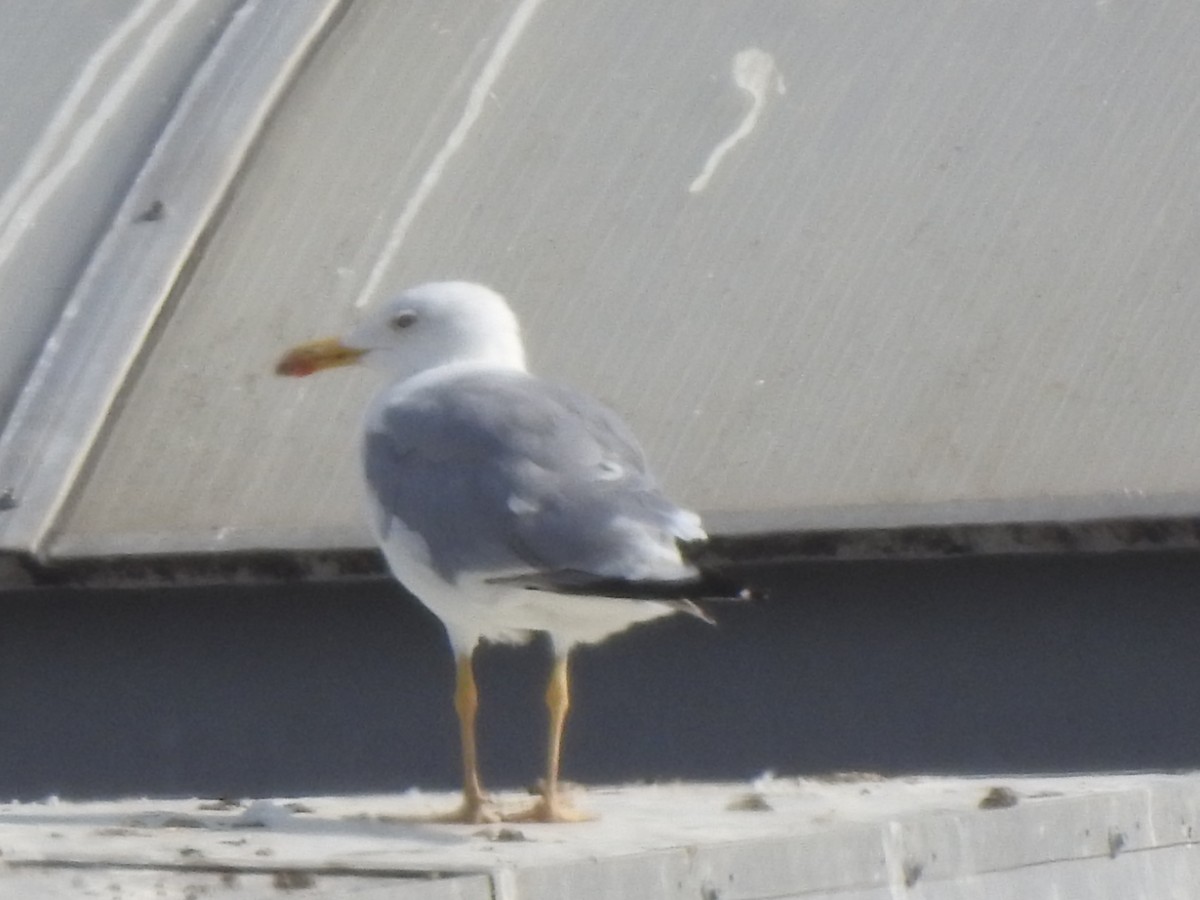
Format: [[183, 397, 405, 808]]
[[3, 551, 1196, 802]]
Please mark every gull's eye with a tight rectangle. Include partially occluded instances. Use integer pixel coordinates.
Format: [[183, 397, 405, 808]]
[[389, 311, 418, 331]]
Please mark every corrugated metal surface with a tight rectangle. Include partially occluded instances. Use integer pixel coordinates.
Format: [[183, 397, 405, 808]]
[[0, 0, 345, 567], [0, 0, 240, 427], [13, 0, 1200, 561]]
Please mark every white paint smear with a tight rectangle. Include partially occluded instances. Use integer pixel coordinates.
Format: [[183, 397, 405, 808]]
[[689, 48, 785, 194], [354, 0, 547, 309]]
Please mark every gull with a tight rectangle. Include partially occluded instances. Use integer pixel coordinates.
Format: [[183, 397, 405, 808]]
[[276, 281, 750, 822]]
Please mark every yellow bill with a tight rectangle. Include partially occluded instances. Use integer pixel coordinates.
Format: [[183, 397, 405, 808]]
[[275, 338, 365, 377]]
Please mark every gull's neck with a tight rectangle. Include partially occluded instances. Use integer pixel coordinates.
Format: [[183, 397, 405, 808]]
[[392, 344, 528, 396], [456, 332, 527, 372], [423, 356, 527, 383]]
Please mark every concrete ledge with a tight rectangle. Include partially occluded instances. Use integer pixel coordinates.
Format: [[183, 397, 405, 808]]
[[1, 774, 1197, 898]]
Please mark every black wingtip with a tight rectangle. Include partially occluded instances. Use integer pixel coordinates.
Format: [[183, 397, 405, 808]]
[[695, 569, 767, 603], [485, 568, 764, 603]]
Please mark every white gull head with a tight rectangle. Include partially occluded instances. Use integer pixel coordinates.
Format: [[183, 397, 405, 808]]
[[344, 281, 527, 379]]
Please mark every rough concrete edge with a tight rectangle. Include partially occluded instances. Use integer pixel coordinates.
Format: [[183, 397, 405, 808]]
[[1, 780, 1198, 898], [505, 779, 1200, 899], [7, 513, 1200, 590], [700, 514, 1200, 564], [0, 861, 492, 900]]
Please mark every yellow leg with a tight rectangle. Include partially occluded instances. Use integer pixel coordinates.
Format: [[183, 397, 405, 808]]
[[506, 653, 593, 822], [440, 652, 499, 823], [544, 654, 569, 803]]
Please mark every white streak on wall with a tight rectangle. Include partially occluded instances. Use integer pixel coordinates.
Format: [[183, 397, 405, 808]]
[[354, 0, 548, 309], [689, 47, 785, 194]]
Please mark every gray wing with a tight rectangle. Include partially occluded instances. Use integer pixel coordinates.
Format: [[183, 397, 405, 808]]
[[363, 369, 702, 585]]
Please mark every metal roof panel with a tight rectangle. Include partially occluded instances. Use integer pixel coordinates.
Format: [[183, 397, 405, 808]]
[[37, 0, 1200, 560]]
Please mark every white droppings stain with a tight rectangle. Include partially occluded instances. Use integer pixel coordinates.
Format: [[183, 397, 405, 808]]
[[354, 0, 547, 308], [689, 47, 785, 194]]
